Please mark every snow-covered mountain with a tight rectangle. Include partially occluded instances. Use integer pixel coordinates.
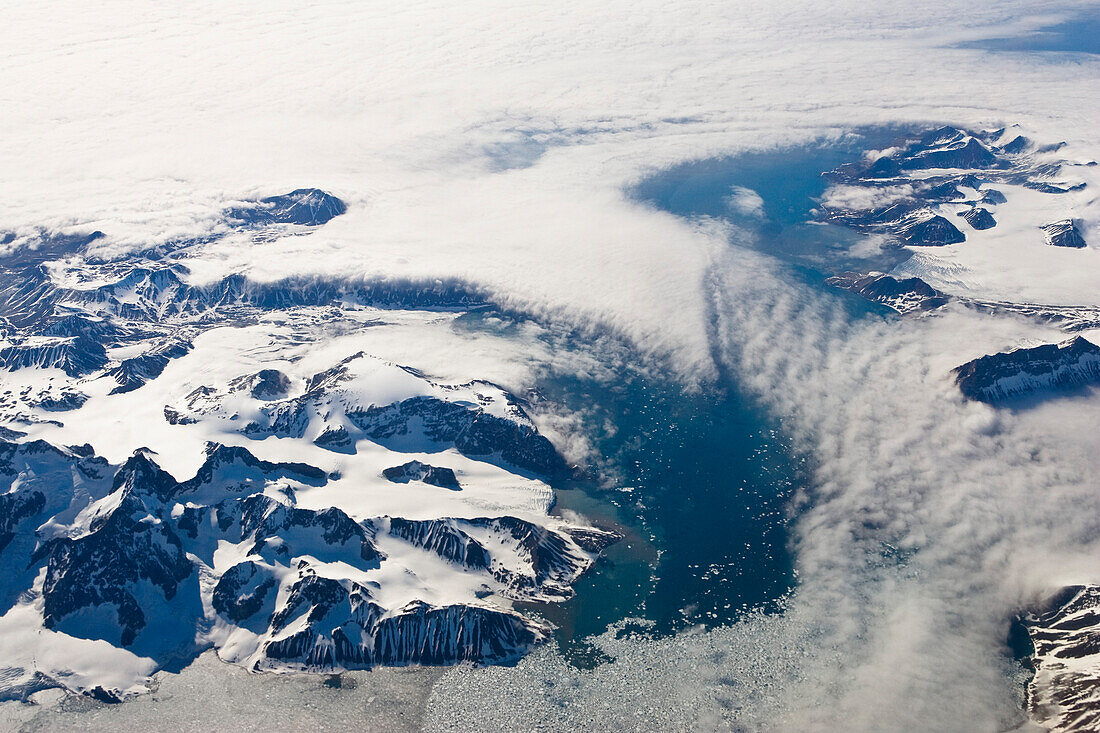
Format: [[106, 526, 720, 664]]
[[1021, 586, 1100, 733], [819, 126, 1090, 252], [0, 190, 619, 702], [816, 127, 1100, 730], [953, 336, 1100, 404], [825, 271, 950, 315], [820, 127, 1099, 335]]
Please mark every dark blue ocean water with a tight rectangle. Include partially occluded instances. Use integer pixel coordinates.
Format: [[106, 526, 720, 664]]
[[630, 130, 912, 275], [540, 371, 804, 642], [955, 13, 1100, 55], [452, 307, 804, 663], [469, 135, 905, 663]]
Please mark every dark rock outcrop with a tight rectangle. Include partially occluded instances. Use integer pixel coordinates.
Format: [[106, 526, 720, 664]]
[[261, 589, 545, 669], [180, 443, 327, 493], [163, 405, 196, 425], [0, 489, 46, 554], [953, 336, 1100, 404], [351, 395, 567, 476], [211, 561, 278, 622], [466, 516, 604, 601], [924, 181, 966, 201], [108, 338, 192, 394], [34, 390, 89, 412], [979, 188, 1008, 205], [314, 425, 355, 453], [233, 494, 382, 564], [387, 518, 491, 568], [383, 460, 461, 490], [896, 211, 966, 246], [901, 134, 1003, 170], [35, 453, 194, 647], [959, 207, 997, 230], [0, 230, 104, 269], [226, 189, 347, 227], [1042, 220, 1087, 249], [0, 335, 108, 377], [863, 156, 901, 178], [1021, 586, 1100, 732], [825, 272, 950, 314], [230, 369, 292, 400], [381, 515, 620, 603]]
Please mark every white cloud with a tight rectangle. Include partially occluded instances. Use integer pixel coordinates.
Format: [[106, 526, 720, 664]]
[[821, 182, 917, 211], [726, 186, 766, 218], [420, 239, 1100, 732]]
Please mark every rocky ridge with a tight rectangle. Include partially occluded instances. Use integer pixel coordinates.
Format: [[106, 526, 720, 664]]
[[0, 188, 619, 702]]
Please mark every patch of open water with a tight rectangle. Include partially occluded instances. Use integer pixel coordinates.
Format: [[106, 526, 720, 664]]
[[471, 131, 912, 664]]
